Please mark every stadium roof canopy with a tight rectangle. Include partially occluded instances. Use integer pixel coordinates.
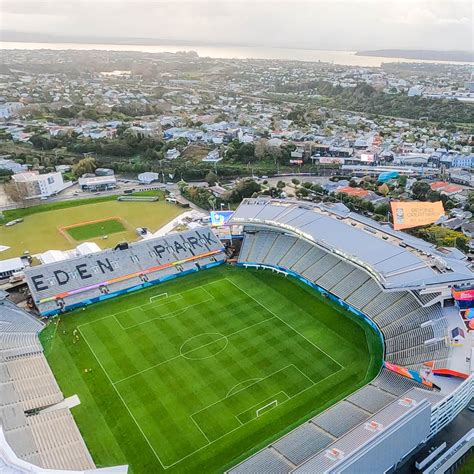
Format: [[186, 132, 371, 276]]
[[230, 198, 474, 290]]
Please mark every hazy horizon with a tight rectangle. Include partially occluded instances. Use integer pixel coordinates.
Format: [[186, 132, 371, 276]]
[[1, 0, 472, 52]]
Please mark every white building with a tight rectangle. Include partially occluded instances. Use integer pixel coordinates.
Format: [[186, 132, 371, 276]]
[[78, 175, 117, 191], [408, 85, 424, 97], [0, 102, 24, 119], [138, 172, 160, 184], [12, 172, 68, 199], [0, 257, 27, 280], [202, 149, 222, 162], [165, 148, 181, 160]]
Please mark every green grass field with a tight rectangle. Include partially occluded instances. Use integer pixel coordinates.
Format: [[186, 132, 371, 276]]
[[40, 265, 383, 473], [64, 218, 126, 241], [0, 199, 182, 259]]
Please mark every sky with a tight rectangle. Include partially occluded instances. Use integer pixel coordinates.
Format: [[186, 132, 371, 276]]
[[1, 0, 472, 51]]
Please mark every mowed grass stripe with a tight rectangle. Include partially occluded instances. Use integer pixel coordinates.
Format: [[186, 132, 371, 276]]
[[42, 265, 383, 473]]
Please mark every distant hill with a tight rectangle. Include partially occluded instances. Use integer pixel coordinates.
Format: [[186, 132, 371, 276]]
[[356, 49, 473, 63]]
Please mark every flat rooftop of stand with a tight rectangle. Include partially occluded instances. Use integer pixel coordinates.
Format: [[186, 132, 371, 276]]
[[230, 198, 474, 290]]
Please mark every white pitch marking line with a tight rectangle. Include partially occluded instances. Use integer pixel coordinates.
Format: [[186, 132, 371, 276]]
[[77, 279, 228, 330], [77, 274, 348, 469], [184, 367, 344, 470], [113, 316, 275, 385], [225, 278, 344, 369], [78, 326, 168, 470]]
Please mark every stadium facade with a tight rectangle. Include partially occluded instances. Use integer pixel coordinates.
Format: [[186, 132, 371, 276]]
[[1, 209, 473, 472]]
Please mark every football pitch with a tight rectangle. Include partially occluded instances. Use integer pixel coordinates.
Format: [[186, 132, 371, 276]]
[[41, 265, 383, 473]]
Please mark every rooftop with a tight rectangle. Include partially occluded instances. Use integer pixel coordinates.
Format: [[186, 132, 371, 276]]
[[230, 198, 474, 290]]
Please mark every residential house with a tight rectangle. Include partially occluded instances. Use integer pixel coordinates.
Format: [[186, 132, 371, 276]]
[[165, 148, 181, 160]]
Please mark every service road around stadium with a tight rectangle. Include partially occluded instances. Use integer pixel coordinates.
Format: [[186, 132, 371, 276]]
[[76, 277, 346, 469]]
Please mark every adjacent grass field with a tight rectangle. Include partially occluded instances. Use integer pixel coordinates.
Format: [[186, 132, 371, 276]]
[[63, 218, 126, 241], [40, 265, 383, 473], [0, 199, 182, 258]]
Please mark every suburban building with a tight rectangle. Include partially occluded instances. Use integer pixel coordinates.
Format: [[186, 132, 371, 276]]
[[165, 148, 181, 160], [0, 257, 28, 280], [138, 172, 160, 184], [0, 102, 24, 119], [203, 149, 222, 162], [0, 157, 28, 174], [78, 174, 117, 191], [11, 172, 68, 199]]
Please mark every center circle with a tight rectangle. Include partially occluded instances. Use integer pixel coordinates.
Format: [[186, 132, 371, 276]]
[[180, 332, 228, 360]]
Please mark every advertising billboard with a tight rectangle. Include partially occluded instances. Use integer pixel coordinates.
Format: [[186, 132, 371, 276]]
[[391, 201, 445, 230], [319, 156, 345, 164], [360, 153, 375, 163], [210, 211, 234, 227], [384, 361, 433, 388], [452, 288, 474, 301]]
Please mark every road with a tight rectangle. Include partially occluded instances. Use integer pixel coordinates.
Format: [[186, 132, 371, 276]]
[[0, 179, 214, 216]]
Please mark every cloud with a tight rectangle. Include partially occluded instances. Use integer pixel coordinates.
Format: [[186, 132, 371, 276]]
[[1, 0, 472, 50]]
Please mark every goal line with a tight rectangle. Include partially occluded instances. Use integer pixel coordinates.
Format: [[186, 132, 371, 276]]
[[149, 292, 168, 303]]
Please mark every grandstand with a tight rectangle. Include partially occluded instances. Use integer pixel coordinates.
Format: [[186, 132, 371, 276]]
[[228, 197, 474, 473], [0, 292, 126, 473], [24, 228, 226, 316]]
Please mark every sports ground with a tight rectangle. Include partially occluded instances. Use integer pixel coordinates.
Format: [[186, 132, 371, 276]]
[[40, 265, 383, 473], [0, 199, 182, 258], [61, 217, 127, 241]]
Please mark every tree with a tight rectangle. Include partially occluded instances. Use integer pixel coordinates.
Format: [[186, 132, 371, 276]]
[[72, 157, 97, 177], [291, 178, 300, 186], [374, 202, 389, 217], [230, 179, 261, 202], [205, 171, 218, 186], [417, 225, 469, 252], [411, 181, 431, 201], [254, 139, 269, 160], [398, 175, 408, 188], [296, 187, 309, 198], [311, 183, 325, 194], [276, 180, 286, 190]]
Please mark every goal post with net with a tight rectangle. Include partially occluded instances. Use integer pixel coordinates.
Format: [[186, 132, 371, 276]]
[[256, 400, 278, 417], [149, 292, 168, 304]]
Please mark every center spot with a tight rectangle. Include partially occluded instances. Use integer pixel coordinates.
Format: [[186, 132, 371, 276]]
[[180, 332, 228, 360]]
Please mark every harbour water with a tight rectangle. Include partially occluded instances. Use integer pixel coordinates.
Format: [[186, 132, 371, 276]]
[[1, 41, 470, 67]]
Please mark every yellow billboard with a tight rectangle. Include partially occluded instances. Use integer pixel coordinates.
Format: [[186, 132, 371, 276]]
[[391, 201, 445, 230]]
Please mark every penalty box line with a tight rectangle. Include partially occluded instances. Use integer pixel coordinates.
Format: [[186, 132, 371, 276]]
[[188, 364, 344, 464], [115, 284, 216, 330], [190, 363, 317, 432], [224, 278, 344, 370], [117, 288, 215, 330], [106, 315, 278, 468], [77, 278, 228, 331]]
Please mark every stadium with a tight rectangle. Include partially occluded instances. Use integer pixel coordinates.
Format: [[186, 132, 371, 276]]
[[1, 197, 473, 473]]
